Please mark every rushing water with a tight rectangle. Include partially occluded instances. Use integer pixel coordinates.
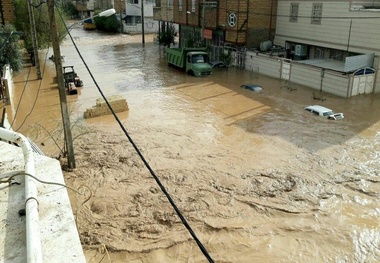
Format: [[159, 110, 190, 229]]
[[7, 26, 380, 262]]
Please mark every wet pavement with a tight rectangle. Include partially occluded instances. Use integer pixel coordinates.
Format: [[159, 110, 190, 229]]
[[6, 26, 380, 262]]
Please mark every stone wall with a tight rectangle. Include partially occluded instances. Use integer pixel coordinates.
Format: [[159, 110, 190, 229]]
[[84, 95, 129, 119]]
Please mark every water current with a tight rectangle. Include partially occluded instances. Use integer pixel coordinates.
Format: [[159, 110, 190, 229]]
[[6, 25, 380, 262]]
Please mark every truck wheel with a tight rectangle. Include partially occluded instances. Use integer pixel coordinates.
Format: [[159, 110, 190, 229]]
[[188, 70, 194, 76]]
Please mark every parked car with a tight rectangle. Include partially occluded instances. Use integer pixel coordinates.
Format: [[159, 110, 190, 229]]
[[240, 83, 263, 92], [209, 61, 227, 68], [304, 105, 344, 120]]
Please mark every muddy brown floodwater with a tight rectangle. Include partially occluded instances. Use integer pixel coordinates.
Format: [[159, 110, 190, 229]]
[[7, 25, 380, 262]]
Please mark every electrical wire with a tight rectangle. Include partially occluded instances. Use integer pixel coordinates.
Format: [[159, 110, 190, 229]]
[[9, 66, 32, 129], [56, 8, 215, 263], [15, 49, 49, 132], [0, 170, 92, 199]]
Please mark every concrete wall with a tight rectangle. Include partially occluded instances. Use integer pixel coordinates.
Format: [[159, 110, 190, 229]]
[[84, 95, 128, 118], [0, 140, 86, 262], [245, 52, 281, 78], [246, 51, 351, 97], [291, 63, 350, 97], [2, 64, 12, 105]]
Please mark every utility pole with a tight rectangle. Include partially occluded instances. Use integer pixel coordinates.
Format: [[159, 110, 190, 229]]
[[201, 0, 205, 40], [141, 0, 145, 44], [120, 0, 123, 34], [27, 0, 42, 79], [47, 0, 76, 169]]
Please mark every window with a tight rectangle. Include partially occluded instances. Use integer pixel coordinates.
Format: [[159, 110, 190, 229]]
[[191, 0, 196, 12], [315, 48, 325, 58], [290, 3, 299, 22], [128, 0, 139, 4], [155, 0, 161, 7], [311, 3, 323, 24], [330, 49, 343, 61], [179, 0, 182, 11], [167, 0, 173, 7]]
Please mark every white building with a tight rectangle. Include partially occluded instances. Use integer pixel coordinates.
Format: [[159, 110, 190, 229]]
[[124, 0, 159, 34], [246, 0, 380, 97]]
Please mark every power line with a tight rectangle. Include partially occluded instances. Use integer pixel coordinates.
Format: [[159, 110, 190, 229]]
[[10, 67, 32, 130], [56, 7, 215, 263], [15, 49, 49, 132]]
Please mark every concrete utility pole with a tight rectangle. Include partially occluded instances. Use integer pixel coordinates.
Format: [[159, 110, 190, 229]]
[[201, 0, 205, 39], [27, 0, 42, 79], [141, 0, 145, 44], [47, 0, 76, 169]]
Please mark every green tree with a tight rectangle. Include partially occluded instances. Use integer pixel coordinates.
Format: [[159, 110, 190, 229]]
[[0, 23, 23, 71], [14, 0, 67, 53], [62, 2, 79, 19], [158, 23, 176, 47], [93, 12, 119, 33], [220, 49, 233, 67]]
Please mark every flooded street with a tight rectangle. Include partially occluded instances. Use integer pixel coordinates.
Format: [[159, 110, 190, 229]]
[[7, 26, 380, 262]]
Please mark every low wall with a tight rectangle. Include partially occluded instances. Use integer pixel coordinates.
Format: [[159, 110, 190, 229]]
[[2, 64, 12, 105], [245, 53, 281, 79], [246, 52, 350, 97], [84, 95, 129, 119]]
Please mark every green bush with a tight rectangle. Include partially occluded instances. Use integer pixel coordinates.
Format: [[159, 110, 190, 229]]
[[14, 0, 67, 51], [158, 23, 176, 47], [94, 13, 119, 33], [0, 24, 23, 71]]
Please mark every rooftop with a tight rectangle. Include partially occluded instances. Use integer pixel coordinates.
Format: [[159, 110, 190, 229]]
[[0, 129, 86, 263]]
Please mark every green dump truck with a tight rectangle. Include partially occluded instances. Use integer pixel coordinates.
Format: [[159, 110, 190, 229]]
[[165, 47, 212, 76]]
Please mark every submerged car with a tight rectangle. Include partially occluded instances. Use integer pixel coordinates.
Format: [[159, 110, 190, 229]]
[[209, 61, 227, 68], [304, 105, 344, 120], [240, 83, 263, 92]]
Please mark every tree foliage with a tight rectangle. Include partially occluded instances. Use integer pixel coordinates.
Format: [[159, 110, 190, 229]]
[[220, 49, 233, 67], [14, 0, 68, 53], [93, 13, 119, 33], [158, 23, 176, 48], [62, 2, 78, 19], [0, 23, 23, 71]]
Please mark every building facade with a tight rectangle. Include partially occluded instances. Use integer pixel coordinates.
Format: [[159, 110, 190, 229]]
[[0, 0, 15, 25], [124, 0, 159, 34], [269, 0, 380, 96], [154, 0, 277, 50]]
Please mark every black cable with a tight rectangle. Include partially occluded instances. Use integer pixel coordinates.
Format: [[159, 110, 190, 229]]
[[15, 49, 49, 132], [56, 8, 215, 263], [10, 66, 32, 129]]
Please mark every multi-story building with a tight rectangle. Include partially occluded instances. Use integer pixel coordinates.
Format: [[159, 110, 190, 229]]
[[154, 0, 277, 63], [267, 0, 379, 96], [124, 0, 159, 34], [0, 0, 15, 25]]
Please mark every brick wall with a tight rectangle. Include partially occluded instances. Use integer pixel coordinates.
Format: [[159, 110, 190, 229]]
[[2, 0, 15, 23]]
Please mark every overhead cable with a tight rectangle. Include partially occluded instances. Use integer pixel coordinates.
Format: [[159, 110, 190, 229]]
[[56, 7, 215, 263]]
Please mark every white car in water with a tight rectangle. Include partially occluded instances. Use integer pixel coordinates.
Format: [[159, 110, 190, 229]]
[[304, 105, 344, 120]]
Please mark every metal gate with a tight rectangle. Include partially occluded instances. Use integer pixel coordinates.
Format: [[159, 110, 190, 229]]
[[351, 67, 375, 96], [234, 47, 246, 68], [281, 59, 291, 80]]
